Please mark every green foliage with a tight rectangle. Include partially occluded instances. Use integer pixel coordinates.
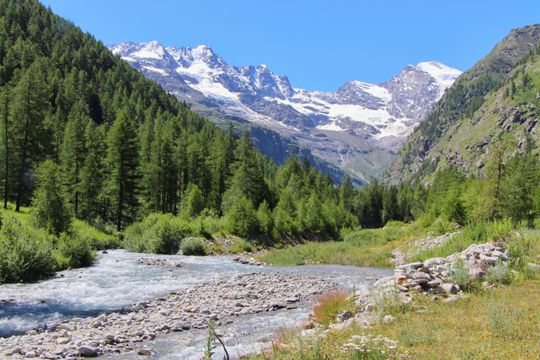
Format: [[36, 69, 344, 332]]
[[224, 195, 258, 238], [0, 215, 55, 282], [449, 259, 472, 290], [180, 184, 204, 218], [180, 237, 206, 256], [256, 201, 273, 235], [54, 232, 95, 269], [415, 220, 513, 261], [507, 234, 535, 274], [124, 213, 198, 254], [31, 160, 72, 235], [229, 237, 254, 254], [486, 260, 512, 285]]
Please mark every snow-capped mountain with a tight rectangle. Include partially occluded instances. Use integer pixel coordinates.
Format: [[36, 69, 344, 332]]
[[110, 41, 461, 182]]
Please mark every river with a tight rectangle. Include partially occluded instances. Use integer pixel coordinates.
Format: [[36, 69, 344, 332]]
[[0, 250, 391, 359]]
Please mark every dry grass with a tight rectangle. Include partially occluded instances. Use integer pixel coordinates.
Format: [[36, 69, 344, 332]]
[[312, 291, 353, 326]]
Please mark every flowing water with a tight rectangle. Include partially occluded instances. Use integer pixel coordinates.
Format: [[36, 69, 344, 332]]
[[0, 250, 391, 359]]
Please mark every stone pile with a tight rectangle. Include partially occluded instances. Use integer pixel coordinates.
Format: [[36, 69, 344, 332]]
[[377, 242, 509, 295]]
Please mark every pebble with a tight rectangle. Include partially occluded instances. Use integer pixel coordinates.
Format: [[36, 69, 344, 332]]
[[0, 272, 337, 359]]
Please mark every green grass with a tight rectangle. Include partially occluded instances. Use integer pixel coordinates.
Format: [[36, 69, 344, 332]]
[[259, 222, 425, 268], [0, 205, 119, 283], [413, 220, 513, 262]]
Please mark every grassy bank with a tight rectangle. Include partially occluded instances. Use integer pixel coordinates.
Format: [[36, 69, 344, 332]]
[[0, 206, 118, 284], [248, 232, 540, 360], [258, 221, 433, 268]]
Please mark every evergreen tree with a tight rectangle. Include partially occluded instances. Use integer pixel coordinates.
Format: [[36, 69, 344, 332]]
[[256, 200, 273, 235], [32, 160, 71, 235], [180, 183, 204, 218], [0, 88, 11, 209], [382, 186, 400, 224], [79, 120, 104, 221], [104, 108, 140, 230], [60, 100, 89, 216], [339, 175, 354, 211], [11, 60, 50, 211]]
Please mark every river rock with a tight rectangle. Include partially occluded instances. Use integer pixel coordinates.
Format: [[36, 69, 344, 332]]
[[336, 311, 353, 323], [441, 283, 459, 294]]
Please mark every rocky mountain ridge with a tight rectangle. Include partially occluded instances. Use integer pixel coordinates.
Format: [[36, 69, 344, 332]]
[[110, 41, 461, 182]]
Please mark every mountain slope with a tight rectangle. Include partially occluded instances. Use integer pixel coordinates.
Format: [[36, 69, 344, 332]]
[[110, 42, 461, 182], [385, 24, 540, 184]]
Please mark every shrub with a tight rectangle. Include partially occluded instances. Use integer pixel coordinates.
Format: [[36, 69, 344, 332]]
[[507, 235, 533, 273], [487, 260, 512, 285], [124, 213, 197, 254], [370, 285, 407, 320], [55, 233, 95, 269], [229, 237, 254, 254], [0, 215, 55, 283], [72, 219, 120, 250], [449, 259, 472, 290], [180, 237, 206, 256]]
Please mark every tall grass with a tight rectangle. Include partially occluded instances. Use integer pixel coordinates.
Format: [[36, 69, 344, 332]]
[[413, 220, 513, 261], [312, 292, 353, 325]]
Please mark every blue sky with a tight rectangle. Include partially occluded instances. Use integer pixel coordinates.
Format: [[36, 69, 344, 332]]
[[40, 0, 540, 91]]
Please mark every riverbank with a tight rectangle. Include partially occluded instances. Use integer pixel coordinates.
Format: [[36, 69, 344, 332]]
[[248, 232, 540, 359]]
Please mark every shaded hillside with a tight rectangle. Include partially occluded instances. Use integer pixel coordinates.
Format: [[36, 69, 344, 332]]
[[385, 24, 540, 184]]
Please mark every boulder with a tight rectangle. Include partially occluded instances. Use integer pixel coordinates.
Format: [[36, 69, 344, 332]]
[[440, 283, 459, 294]]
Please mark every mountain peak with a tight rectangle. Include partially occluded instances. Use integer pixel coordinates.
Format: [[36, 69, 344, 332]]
[[414, 61, 462, 87]]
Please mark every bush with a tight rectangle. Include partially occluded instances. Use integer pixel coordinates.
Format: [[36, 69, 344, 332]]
[[0, 215, 56, 283], [72, 219, 120, 250], [449, 259, 472, 290], [229, 237, 254, 254], [507, 235, 533, 273], [124, 213, 197, 254], [55, 233, 95, 269], [487, 260, 512, 285], [180, 237, 206, 256]]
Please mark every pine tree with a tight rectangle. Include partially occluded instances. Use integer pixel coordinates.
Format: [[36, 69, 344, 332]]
[[105, 108, 140, 230], [79, 120, 104, 221], [382, 186, 400, 224], [32, 160, 71, 235], [0, 88, 11, 209], [60, 100, 89, 216], [11, 60, 50, 211], [339, 175, 354, 211]]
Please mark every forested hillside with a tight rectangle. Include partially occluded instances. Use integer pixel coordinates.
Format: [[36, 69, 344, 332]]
[[0, 0, 381, 251], [385, 24, 540, 184]]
